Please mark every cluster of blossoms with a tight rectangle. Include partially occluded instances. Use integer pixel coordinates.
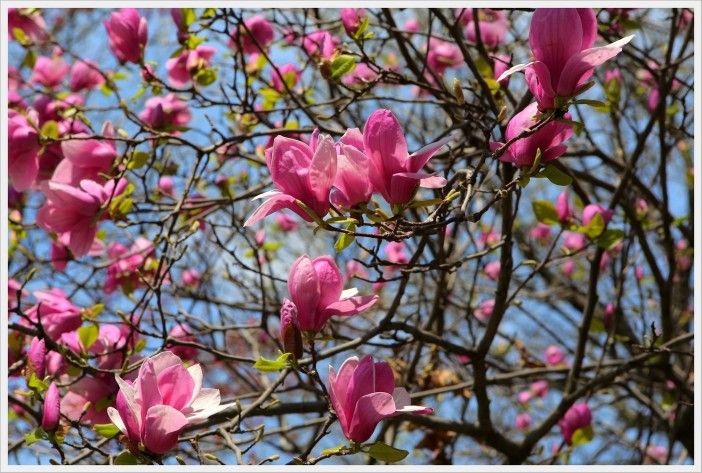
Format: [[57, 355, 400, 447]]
[[10, 4, 673, 463]]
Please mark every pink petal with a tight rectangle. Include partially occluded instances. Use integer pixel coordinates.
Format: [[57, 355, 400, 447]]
[[244, 193, 311, 227], [322, 294, 378, 318], [409, 135, 451, 172], [529, 9, 584, 85], [347, 391, 396, 443], [142, 404, 188, 454], [308, 135, 337, 204], [311, 256, 343, 307], [288, 255, 321, 330]]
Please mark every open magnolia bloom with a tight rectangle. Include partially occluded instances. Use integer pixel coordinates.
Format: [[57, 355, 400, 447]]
[[328, 355, 433, 443], [497, 8, 634, 110], [107, 351, 233, 455]]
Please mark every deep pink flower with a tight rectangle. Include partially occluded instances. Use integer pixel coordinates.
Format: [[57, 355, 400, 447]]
[[230, 15, 274, 55], [8, 8, 48, 43], [37, 178, 127, 257], [181, 269, 201, 288], [489, 102, 573, 168], [530, 223, 552, 244], [50, 240, 70, 271], [104, 238, 155, 294], [167, 324, 198, 360], [279, 299, 303, 359], [327, 354, 432, 443], [52, 126, 117, 185], [165, 45, 216, 87], [61, 323, 137, 372], [562, 231, 587, 253], [517, 390, 532, 404], [139, 94, 191, 131], [61, 376, 116, 425], [27, 336, 47, 379], [604, 302, 616, 329], [8, 278, 25, 310], [582, 204, 613, 226], [25, 289, 82, 340], [332, 130, 373, 209], [302, 30, 339, 59], [108, 351, 233, 454], [544, 345, 566, 366], [244, 132, 337, 226], [556, 191, 573, 223], [69, 60, 105, 92], [531, 380, 549, 398], [42, 382, 61, 431], [645, 445, 667, 464], [474, 299, 495, 322], [484, 261, 501, 280], [385, 241, 409, 266], [8, 109, 40, 192], [605, 68, 622, 84], [426, 39, 462, 75], [464, 9, 509, 49], [270, 63, 301, 92], [362, 109, 449, 205], [559, 402, 592, 444], [104, 8, 148, 64], [286, 255, 378, 332], [498, 9, 633, 110], [170, 9, 190, 43], [346, 260, 369, 280], [341, 8, 366, 37], [635, 265, 645, 281], [275, 213, 298, 232], [158, 176, 175, 196], [343, 62, 378, 87], [561, 259, 576, 276], [404, 18, 420, 33], [31, 55, 69, 88], [516, 412, 532, 430]]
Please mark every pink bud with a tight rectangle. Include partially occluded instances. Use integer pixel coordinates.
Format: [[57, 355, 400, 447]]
[[181, 268, 201, 288], [530, 380, 549, 398], [582, 204, 614, 226], [340, 8, 366, 37], [556, 191, 572, 223], [544, 345, 566, 366], [516, 412, 532, 430], [559, 402, 592, 445], [158, 176, 175, 196], [474, 299, 495, 322], [28, 336, 47, 379], [518, 390, 532, 404], [484, 261, 501, 281], [104, 8, 148, 64], [280, 299, 303, 359], [42, 382, 61, 431]]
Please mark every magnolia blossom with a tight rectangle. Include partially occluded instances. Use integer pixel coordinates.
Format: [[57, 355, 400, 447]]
[[61, 376, 116, 425], [342, 62, 378, 87], [362, 109, 449, 205], [426, 39, 463, 75], [167, 324, 198, 360], [582, 203, 613, 226], [158, 176, 175, 196], [341, 8, 366, 37], [302, 30, 339, 59], [244, 132, 337, 226], [104, 8, 148, 64], [270, 63, 301, 92], [230, 15, 274, 54], [332, 129, 373, 209], [52, 124, 117, 185], [463, 9, 509, 49], [139, 94, 191, 131], [275, 213, 298, 232], [181, 269, 201, 288], [61, 323, 138, 371], [385, 241, 409, 267], [498, 8, 634, 110], [286, 255, 378, 332], [489, 102, 573, 168], [27, 336, 47, 379], [25, 289, 82, 340], [108, 351, 234, 454], [279, 299, 303, 359], [69, 60, 105, 92], [104, 238, 155, 294], [559, 402, 592, 444], [327, 355, 432, 443], [166, 45, 216, 87], [530, 380, 549, 398], [530, 223, 552, 244], [474, 299, 495, 322], [346, 260, 369, 280], [544, 345, 566, 366], [31, 55, 69, 88], [42, 383, 61, 431], [9, 8, 48, 43], [36, 178, 128, 257], [484, 261, 501, 280], [8, 109, 40, 191], [404, 18, 420, 33], [562, 231, 587, 253], [515, 412, 532, 430], [556, 191, 573, 223], [645, 445, 667, 464]]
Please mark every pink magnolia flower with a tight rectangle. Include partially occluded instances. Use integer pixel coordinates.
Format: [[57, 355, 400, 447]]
[[8, 8, 48, 43], [244, 132, 337, 226], [559, 402, 592, 444], [582, 204, 613, 226], [362, 109, 449, 205], [107, 351, 234, 455], [170, 9, 190, 43], [464, 9, 510, 49], [327, 354, 432, 443], [498, 9, 634, 110], [544, 345, 566, 366], [69, 60, 105, 92], [279, 299, 303, 359], [139, 94, 191, 131], [346, 260, 369, 280], [530, 223, 552, 244], [489, 102, 573, 168], [385, 241, 409, 266], [517, 390, 532, 404], [167, 324, 198, 360], [286, 255, 378, 332], [104, 8, 148, 64], [603, 302, 616, 329], [42, 382, 61, 431], [515, 412, 532, 430], [104, 238, 155, 294], [404, 18, 420, 33], [302, 30, 339, 59], [605, 68, 622, 84], [31, 55, 69, 89], [332, 130, 373, 209], [36, 178, 128, 257], [61, 323, 138, 371], [556, 191, 573, 223], [52, 125, 117, 185], [230, 15, 274, 55], [166, 45, 216, 87], [275, 213, 298, 232], [484, 261, 501, 280], [531, 380, 549, 398], [561, 259, 576, 276], [426, 39, 463, 75], [474, 299, 495, 322], [181, 269, 201, 288], [25, 288, 82, 340], [562, 231, 587, 252], [341, 8, 366, 37], [678, 9, 693, 30], [158, 176, 175, 196], [342, 62, 378, 87], [270, 63, 301, 92], [8, 109, 40, 192], [61, 376, 116, 425], [27, 336, 47, 379]]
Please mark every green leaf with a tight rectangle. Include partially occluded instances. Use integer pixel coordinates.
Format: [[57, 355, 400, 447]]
[[335, 224, 356, 252], [128, 151, 150, 170], [261, 242, 282, 252], [583, 213, 605, 239], [13, 27, 29, 45], [28, 372, 49, 393], [24, 427, 47, 446], [571, 425, 594, 446], [532, 200, 559, 225], [410, 198, 443, 209], [365, 441, 408, 463], [193, 66, 217, 86], [114, 451, 139, 465], [596, 229, 624, 250], [321, 445, 348, 456], [40, 121, 59, 140], [94, 423, 120, 438], [330, 55, 357, 81], [183, 8, 196, 26], [535, 164, 572, 186], [352, 15, 370, 39], [253, 353, 291, 372], [77, 324, 99, 351], [574, 99, 607, 108], [556, 117, 583, 136]]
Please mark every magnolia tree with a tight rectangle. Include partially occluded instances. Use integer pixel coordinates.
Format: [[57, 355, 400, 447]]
[[5, 6, 695, 467]]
